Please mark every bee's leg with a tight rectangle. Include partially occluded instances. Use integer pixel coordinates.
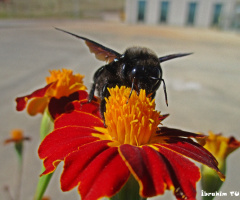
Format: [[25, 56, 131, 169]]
[[100, 81, 120, 126], [151, 79, 161, 95], [100, 83, 110, 127], [88, 66, 105, 103], [88, 83, 96, 103], [100, 99, 107, 126], [99, 82, 112, 119]]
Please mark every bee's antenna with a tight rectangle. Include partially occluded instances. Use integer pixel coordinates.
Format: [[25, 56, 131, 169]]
[[159, 53, 193, 63], [161, 79, 168, 106]]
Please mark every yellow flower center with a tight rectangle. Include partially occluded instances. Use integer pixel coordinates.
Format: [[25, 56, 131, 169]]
[[104, 86, 161, 146], [45, 68, 87, 99]]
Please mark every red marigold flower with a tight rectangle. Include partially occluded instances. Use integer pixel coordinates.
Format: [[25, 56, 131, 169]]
[[38, 86, 224, 200], [15, 69, 87, 116]]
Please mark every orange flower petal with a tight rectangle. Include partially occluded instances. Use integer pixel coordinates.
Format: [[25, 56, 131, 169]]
[[46, 69, 87, 98], [16, 83, 53, 112], [27, 97, 49, 116]]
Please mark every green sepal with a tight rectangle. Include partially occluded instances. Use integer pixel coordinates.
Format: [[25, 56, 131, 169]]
[[40, 108, 54, 140], [110, 175, 146, 200], [201, 161, 226, 200]]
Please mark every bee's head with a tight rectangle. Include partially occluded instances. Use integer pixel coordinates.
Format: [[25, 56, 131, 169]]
[[121, 47, 162, 96]]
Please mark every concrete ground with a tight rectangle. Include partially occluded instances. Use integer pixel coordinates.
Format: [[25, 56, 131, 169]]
[[0, 19, 240, 200]]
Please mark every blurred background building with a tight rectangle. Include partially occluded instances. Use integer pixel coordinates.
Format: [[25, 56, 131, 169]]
[[126, 0, 240, 30], [0, 0, 240, 30]]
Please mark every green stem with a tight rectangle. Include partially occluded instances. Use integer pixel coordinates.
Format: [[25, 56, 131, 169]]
[[33, 169, 53, 200], [33, 108, 54, 200], [14, 142, 23, 200]]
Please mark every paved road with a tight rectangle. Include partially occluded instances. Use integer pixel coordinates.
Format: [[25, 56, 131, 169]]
[[0, 19, 240, 200]]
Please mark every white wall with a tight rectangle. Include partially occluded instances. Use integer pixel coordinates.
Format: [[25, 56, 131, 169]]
[[145, 0, 159, 24], [168, 0, 188, 26], [125, 0, 138, 23], [196, 1, 213, 27], [125, 0, 237, 29]]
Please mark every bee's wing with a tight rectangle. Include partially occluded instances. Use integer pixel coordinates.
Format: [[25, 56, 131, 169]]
[[55, 28, 121, 63], [159, 53, 193, 63]]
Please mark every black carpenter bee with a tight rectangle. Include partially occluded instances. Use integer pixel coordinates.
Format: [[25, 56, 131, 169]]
[[56, 28, 191, 117]]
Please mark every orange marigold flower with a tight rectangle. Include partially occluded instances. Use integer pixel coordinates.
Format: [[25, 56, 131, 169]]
[[38, 86, 224, 200], [45, 69, 86, 99], [16, 69, 86, 116]]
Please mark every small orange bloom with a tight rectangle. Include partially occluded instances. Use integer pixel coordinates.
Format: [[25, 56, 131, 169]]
[[4, 129, 30, 144], [16, 69, 86, 116]]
